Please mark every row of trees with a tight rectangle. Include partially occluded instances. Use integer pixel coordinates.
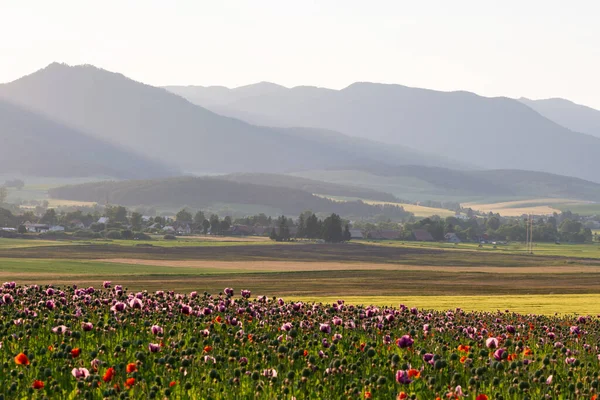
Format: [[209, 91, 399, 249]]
[[399, 214, 593, 243], [270, 213, 351, 243]]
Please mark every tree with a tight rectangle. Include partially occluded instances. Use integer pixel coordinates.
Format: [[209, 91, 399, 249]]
[[18, 225, 27, 234], [209, 215, 220, 235], [106, 206, 128, 223], [202, 219, 211, 234], [40, 209, 57, 225], [0, 187, 8, 204], [130, 212, 143, 231], [322, 213, 343, 243], [194, 211, 206, 225], [176, 208, 193, 222], [220, 216, 232, 233], [305, 213, 321, 239], [269, 228, 278, 241], [297, 214, 306, 238], [486, 216, 501, 231], [343, 224, 352, 242], [277, 215, 290, 241]]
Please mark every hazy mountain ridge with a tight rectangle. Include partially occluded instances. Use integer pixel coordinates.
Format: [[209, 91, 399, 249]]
[[218, 173, 399, 202], [291, 166, 600, 202], [0, 63, 462, 175], [167, 82, 600, 183], [0, 99, 176, 179], [520, 97, 600, 138], [48, 177, 412, 219]]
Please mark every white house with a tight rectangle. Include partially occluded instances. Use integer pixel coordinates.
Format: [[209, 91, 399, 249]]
[[97, 217, 109, 224], [49, 225, 65, 232]]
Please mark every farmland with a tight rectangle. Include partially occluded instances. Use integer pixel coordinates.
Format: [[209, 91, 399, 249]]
[[2, 237, 600, 314]]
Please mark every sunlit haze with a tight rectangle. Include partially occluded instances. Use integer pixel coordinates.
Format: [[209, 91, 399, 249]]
[[2, 0, 600, 107]]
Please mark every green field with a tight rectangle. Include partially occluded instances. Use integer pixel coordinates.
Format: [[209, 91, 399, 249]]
[[2, 236, 600, 314], [361, 239, 600, 258]]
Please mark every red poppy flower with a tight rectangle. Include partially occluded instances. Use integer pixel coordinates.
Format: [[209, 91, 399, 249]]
[[125, 378, 135, 389], [204, 345, 213, 353], [407, 369, 421, 378], [15, 353, 30, 365], [365, 392, 372, 399], [32, 380, 44, 390], [71, 348, 81, 358], [476, 395, 489, 400], [170, 381, 177, 387], [303, 350, 309, 357], [126, 363, 137, 373], [103, 367, 115, 383]]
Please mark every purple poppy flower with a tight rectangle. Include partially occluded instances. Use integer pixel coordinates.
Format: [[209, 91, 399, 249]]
[[81, 322, 93, 331], [45, 300, 55, 310], [423, 353, 435, 365], [181, 305, 191, 315], [110, 302, 126, 313], [395, 370, 412, 384], [493, 348, 506, 361], [151, 325, 163, 335], [241, 290, 251, 299], [505, 325, 516, 334], [148, 343, 161, 353], [486, 337, 499, 349], [570, 326, 581, 335], [396, 335, 414, 349], [319, 323, 331, 334], [71, 368, 90, 379], [281, 322, 292, 332], [52, 325, 69, 334], [224, 287, 234, 297], [239, 357, 248, 365], [565, 357, 576, 365], [128, 298, 143, 309], [103, 281, 111, 288], [2, 294, 14, 304]]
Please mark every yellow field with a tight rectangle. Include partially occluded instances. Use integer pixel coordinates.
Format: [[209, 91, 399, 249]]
[[295, 294, 600, 315], [364, 200, 456, 217], [462, 198, 588, 216]]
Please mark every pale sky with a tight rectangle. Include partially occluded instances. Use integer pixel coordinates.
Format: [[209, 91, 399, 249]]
[[2, 0, 600, 108]]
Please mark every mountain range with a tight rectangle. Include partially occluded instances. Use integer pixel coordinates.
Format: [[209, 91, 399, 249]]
[[166, 82, 600, 183], [519, 97, 600, 139], [0, 99, 174, 179], [2, 62, 600, 205], [0, 63, 458, 178]]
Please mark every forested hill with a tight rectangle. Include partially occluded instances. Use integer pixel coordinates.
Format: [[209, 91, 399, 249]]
[[48, 177, 412, 219]]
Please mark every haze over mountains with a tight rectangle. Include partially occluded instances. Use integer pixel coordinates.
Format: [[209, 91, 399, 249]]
[[520, 97, 600, 139], [2, 62, 600, 206], [167, 82, 600, 183], [0, 63, 457, 177], [0, 99, 173, 179]]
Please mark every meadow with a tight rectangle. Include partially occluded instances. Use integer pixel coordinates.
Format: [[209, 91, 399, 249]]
[[0, 281, 598, 399]]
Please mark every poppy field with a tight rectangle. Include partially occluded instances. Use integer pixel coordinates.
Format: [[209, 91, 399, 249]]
[[1, 281, 600, 399]]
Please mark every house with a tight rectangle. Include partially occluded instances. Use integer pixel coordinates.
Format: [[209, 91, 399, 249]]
[[70, 220, 86, 230], [349, 229, 364, 239], [368, 230, 402, 240], [97, 217, 109, 224], [444, 232, 461, 243], [162, 226, 176, 233], [0, 227, 16, 232], [412, 229, 434, 242], [24, 223, 49, 233], [49, 225, 65, 232], [173, 222, 192, 235], [230, 225, 254, 236]]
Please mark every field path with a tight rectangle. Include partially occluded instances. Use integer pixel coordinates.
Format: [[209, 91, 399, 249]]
[[99, 258, 600, 274]]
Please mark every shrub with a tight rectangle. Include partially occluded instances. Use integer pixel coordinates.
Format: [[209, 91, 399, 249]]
[[105, 230, 122, 240], [163, 234, 177, 240]]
